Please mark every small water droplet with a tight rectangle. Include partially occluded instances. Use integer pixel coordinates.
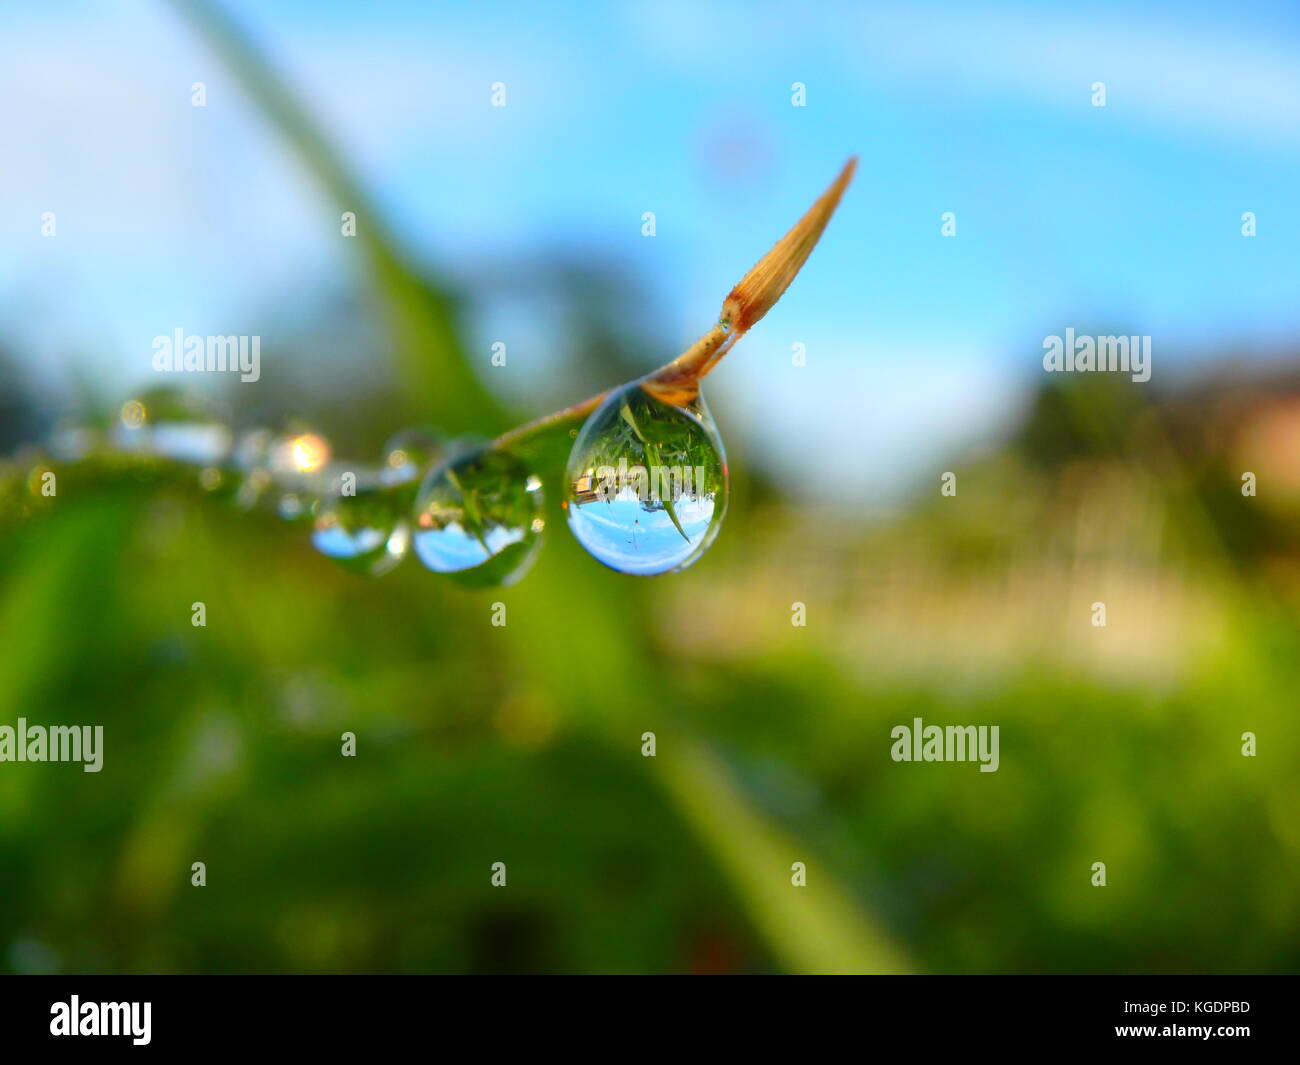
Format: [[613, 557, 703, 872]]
[[48, 422, 101, 461], [277, 492, 309, 522], [233, 428, 273, 474], [233, 466, 271, 510], [112, 388, 232, 465], [230, 428, 274, 510], [232, 418, 329, 512], [24, 458, 56, 505], [565, 381, 727, 575], [412, 447, 544, 586], [381, 427, 446, 486], [312, 472, 411, 576], [276, 431, 330, 474], [119, 399, 147, 430]]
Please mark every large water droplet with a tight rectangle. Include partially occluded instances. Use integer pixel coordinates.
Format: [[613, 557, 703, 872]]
[[564, 381, 727, 575], [311, 471, 411, 576], [412, 447, 544, 586]]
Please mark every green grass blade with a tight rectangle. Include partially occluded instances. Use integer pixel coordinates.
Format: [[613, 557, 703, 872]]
[[167, 0, 504, 433]]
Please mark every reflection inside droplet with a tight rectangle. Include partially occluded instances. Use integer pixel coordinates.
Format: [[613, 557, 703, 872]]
[[111, 388, 233, 466], [229, 418, 330, 514], [381, 427, 445, 486], [312, 474, 411, 577], [284, 433, 329, 473], [564, 381, 727, 575], [412, 447, 543, 586], [277, 492, 308, 521]]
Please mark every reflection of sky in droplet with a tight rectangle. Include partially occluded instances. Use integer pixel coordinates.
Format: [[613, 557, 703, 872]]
[[277, 493, 307, 520], [382, 427, 445, 486], [569, 488, 716, 575], [312, 525, 387, 559], [414, 520, 525, 573], [151, 423, 232, 465], [312, 511, 410, 576]]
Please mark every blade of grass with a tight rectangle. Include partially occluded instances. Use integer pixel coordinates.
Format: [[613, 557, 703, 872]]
[[492, 159, 858, 463], [167, 0, 504, 433], [654, 729, 912, 974]]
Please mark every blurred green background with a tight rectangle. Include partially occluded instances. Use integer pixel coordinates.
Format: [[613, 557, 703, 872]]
[[1, 0, 1298, 974]]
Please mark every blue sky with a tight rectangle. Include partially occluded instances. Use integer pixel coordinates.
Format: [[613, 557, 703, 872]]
[[3, 0, 1298, 501]]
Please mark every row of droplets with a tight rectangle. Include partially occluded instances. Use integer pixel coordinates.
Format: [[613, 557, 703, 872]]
[[43, 381, 730, 586]]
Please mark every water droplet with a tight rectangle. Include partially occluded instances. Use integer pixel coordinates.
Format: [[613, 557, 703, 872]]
[[381, 427, 446, 486], [119, 399, 147, 430], [412, 447, 544, 586], [311, 472, 411, 576], [233, 428, 273, 474], [230, 428, 274, 509], [24, 459, 55, 502], [232, 419, 329, 512], [111, 388, 232, 465], [233, 465, 271, 510], [48, 422, 102, 461], [273, 431, 330, 475], [564, 381, 727, 575], [277, 492, 310, 522]]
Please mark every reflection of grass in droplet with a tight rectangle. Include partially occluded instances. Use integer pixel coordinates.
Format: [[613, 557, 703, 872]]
[[311, 484, 409, 576], [444, 465, 493, 556], [415, 449, 544, 585], [619, 399, 689, 543]]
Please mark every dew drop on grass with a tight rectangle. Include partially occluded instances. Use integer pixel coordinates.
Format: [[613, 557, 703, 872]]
[[231, 433, 273, 509], [232, 417, 330, 514], [412, 447, 544, 587], [269, 428, 330, 477], [112, 387, 233, 466], [277, 492, 309, 521], [381, 427, 446, 486], [311, 471, 411, 577], [564, 381, 727, 576]]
